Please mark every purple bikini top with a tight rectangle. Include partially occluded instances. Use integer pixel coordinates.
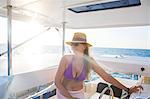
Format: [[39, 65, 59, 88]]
[[64, 57, 86, 81]]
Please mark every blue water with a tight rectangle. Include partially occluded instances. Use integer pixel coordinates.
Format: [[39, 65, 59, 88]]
[[92, 47, 150, 57], [0, 44, 150, 79], [111, 72, 139, 80], [1, 44, 150, 57], [91, 47, 150, 80]]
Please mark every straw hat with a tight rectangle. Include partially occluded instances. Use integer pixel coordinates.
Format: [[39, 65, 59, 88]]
[[66, 32, 92, 47]]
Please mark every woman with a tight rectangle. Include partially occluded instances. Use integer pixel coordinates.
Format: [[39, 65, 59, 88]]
[[55, 32, 142, 99]]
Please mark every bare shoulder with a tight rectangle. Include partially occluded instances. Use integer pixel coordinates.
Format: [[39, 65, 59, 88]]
[[88, 56, 96, 61], [61, 54, 74, 63], [87, 56, 98, 68], [89, 56, 95, 60]]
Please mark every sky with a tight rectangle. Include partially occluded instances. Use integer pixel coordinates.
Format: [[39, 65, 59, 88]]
[[0, 17, 150, 49], [65, 26, 150, 49]]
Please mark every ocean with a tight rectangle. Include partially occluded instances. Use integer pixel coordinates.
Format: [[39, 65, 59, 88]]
[[91, 47, 150, 80], [1, 45, 150, 57], [92, 47, 150, 58], [0, 44, 150, 80]]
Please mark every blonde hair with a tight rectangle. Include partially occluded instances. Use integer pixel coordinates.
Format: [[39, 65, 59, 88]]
[[83, 44, 91, 80]]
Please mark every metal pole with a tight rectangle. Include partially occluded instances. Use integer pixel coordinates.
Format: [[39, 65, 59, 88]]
[[62, 3, 66, 56], [7, 0, 12, 76], [62, 22, 66, 56]]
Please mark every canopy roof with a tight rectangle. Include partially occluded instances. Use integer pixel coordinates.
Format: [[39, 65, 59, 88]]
[[0, 0, 149, 29]]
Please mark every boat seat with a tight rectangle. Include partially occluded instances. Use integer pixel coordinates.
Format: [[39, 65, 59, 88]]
[[25, 82, 56, 99], [90, 82, 129, 99], [0, 76, 13, 99]]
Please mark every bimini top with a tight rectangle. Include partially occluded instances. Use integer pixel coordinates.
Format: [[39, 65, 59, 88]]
[[68, 0, 141, 13], [0, 0, 149, 29]]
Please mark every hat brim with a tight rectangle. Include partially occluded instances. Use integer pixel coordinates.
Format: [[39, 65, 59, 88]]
[[66, 41, 92, 47]]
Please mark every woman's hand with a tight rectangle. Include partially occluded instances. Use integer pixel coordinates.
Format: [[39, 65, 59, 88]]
[[129, 85, 143, 94]]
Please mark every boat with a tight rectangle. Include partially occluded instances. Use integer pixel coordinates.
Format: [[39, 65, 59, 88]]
[[0, 0, 150, 98]]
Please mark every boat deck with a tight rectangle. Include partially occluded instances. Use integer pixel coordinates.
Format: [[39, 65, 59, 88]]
[[49, 77, 150, 99]]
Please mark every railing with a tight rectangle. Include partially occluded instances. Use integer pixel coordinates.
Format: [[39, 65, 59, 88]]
[[92, 82, 129, 99], [25, 82, 56, 99]]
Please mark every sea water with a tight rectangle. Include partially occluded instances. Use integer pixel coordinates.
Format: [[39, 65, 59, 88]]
[[0, 45, 150, 79]]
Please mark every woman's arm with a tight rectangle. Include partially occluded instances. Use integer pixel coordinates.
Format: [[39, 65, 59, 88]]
[[89, 57, 142, 94], [55, 56, 75, 99]]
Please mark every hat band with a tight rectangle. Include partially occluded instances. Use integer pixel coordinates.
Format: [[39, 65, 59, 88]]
[[73, 38, 86, 42]]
